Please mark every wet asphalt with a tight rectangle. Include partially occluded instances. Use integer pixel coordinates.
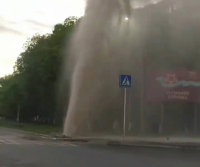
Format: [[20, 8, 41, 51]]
[[0, 128, 200, 167]]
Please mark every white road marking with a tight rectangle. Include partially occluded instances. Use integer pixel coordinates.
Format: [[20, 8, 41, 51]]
[[62, 142, 77, 147], [6, 139, 19, 144], [0, 139, 11, 144], [32, 141, 44, 145], [48, 142, 62, 146]]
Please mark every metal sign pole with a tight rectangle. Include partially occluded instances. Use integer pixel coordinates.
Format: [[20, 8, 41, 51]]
[[194, 104, 197, 133], [123, 88, 127, 139], [120, 75, 131, 139], [160, 103, 164, 134]]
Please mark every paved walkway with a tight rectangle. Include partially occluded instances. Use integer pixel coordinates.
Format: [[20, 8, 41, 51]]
[[0, 128, 77, 146], [0, 138, 76, 146]]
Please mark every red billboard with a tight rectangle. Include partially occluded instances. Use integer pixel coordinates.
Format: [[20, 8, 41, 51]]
[[146, 71, 200, 102]]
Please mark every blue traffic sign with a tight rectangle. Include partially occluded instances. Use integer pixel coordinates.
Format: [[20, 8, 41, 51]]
[[119, 75, 131, 88]]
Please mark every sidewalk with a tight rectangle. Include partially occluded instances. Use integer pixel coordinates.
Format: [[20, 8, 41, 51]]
[[62, 135, 200, 149]]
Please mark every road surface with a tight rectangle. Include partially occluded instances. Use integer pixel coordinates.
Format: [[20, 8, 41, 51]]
[[0, 128, 200, 167]]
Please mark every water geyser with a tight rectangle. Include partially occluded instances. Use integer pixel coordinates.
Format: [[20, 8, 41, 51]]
[[63, 0, 198, 137]]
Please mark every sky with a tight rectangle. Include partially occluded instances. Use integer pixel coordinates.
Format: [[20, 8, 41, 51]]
[[0, 0, 85, 77]]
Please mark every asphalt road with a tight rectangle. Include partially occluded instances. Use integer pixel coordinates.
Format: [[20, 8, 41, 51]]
[[0, 128, 200, 167]]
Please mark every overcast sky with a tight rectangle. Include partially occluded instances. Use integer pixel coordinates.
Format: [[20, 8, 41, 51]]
[[0, 0, 85, 77]]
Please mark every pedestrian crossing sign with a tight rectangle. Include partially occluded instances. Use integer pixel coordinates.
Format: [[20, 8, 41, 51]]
[[119, 75, 132, 88]]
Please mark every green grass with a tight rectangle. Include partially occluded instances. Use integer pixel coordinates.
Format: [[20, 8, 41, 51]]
[[0, 120, 62, 135]]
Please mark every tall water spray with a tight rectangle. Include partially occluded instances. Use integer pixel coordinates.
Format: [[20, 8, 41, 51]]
[[63, 0, 153, 137], [63, 0, 200, 137]]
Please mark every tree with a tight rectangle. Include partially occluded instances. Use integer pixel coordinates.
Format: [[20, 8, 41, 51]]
[[1, 17, 78, 123]]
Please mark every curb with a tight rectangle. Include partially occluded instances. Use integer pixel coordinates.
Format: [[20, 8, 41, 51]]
[[107, 142, 181, 149], [57, 137, 200, 150], [106, 141, 200, 149], [56, 137, 89, 142]]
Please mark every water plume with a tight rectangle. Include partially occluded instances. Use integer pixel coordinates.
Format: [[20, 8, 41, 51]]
[[63, 0, 200, 137]]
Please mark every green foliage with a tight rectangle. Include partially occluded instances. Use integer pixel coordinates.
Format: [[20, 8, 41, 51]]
[[0, 74, 21, 117], [0, 17, 78, 122]]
